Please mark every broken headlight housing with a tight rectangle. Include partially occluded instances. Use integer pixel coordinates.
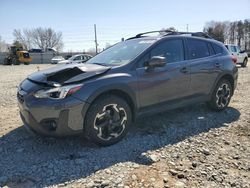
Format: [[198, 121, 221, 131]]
[[34, 84, 82, 99]]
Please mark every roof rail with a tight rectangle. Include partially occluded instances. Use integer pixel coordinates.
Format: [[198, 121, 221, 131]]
[[165, 31, 213, 39], [126, 30, 213, 40], [126, 30, 175, 40]]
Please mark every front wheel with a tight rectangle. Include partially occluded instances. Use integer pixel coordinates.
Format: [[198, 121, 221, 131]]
[[84, 95, 132, 146], [207, 79, 232, 111]]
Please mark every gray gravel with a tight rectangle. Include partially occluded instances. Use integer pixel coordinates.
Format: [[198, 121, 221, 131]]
[[0, 64, 249, 188]]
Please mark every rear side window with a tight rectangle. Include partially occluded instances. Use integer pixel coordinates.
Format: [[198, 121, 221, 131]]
[[187, 39, 210, 59], [208, 43, 215, 55], [150, 39, 184, 63], [212, 43, 223, 54]]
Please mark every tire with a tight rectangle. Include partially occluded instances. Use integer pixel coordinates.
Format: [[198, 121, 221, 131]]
[[13, 59, 20, 65], [241, 58, 248, 67], [3, 58, 8, 65], [24, 62, 30, 65], [207, 79, 232, 111], [3, 58, 11, 65], [84, 95, 132, 146]]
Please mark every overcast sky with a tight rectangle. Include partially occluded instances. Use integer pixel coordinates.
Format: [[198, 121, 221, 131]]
[[0, 0, 249, 52]]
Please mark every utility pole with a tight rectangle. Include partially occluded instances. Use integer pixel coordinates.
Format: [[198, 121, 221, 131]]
[[94, 24, 98, 54], [186, 24, 189, 32]]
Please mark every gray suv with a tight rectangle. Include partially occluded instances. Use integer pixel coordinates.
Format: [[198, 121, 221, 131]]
[[17, 30, 238, 146]]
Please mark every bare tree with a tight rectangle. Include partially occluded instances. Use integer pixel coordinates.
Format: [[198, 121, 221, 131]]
[[204, 19, 250, 49], [13, 29, 32, 49], [13, 27, 63, 51], [237, 21, 244, 46], [229, 22, 237, 44], [204, 21, 227, 42], [243, 19, 250, 50], [159, 27, 177, 35]]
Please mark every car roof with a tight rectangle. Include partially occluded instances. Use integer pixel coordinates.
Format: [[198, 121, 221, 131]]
[[129, 30, 228, 45], [128, 34, 222, 46]]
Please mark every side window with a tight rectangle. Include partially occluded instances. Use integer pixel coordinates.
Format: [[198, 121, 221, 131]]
[[137, 53, 150, 68], [150, 39, 184, 64], [187, 39, 210, 59], [208, 43, 215, 55], [212, 43, 223, 54], [74, 56, 81, 60]]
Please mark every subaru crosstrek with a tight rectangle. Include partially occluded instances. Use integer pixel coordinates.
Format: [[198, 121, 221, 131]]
[[17, 30, 238, 146]]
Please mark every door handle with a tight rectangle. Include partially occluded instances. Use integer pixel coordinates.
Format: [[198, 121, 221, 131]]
[[180, 67, 188, 73], [215, 62, 220, 68]]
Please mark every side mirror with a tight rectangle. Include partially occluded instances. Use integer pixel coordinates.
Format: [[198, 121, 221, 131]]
[[145, 56, 166, 69], [240, 50, 245, 53]]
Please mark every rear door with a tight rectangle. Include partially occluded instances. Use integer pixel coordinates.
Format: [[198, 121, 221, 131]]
[[136, 38, 190, 108], [187, 38, 222, 97]]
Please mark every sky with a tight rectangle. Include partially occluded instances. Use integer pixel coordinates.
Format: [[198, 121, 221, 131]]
[[0, 0, 249, 52]]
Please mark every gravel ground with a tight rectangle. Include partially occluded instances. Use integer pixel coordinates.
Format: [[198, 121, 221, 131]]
[[0, 63, 249, 188]]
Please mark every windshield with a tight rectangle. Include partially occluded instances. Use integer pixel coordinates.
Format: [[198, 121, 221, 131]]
[[23, 53, 30, 58], [87, 39, 156, 66]]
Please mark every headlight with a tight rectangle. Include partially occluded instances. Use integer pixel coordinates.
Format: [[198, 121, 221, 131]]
[[34, 84, 82, 99]]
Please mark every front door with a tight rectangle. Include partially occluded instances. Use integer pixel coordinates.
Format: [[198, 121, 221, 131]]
[[136, 38, 190, 108]]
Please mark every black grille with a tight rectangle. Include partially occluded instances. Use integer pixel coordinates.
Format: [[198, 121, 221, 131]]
[[17, 91, 24, 103]]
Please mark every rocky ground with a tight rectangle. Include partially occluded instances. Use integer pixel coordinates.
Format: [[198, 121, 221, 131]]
[[0, 63, 249, 188]]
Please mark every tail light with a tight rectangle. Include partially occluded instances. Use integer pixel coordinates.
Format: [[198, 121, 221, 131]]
[[231, 56, 237, 64]]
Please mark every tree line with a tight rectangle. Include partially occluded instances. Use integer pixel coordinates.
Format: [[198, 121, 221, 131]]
[[0, 27, 63, 52], [204, 19, 250, 50], [13, 27, 63, 51]]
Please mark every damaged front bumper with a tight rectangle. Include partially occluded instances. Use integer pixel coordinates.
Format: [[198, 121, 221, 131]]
[[17, 83, 89, 136]]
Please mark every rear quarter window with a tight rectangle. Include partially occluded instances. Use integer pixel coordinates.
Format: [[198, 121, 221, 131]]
[[212, 43, 224, 54], [187, 39, 210, 59]]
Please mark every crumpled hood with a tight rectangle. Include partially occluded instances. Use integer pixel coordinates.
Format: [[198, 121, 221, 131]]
[[28, 63, 110, 85]]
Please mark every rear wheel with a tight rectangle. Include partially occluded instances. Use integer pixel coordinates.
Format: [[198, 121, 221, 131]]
[[3, 58, 9, 65], [3, 57, 12, 65], [207, 79, 232, 111], [84, 95, 132, 146], [241, 58, 248, 67]]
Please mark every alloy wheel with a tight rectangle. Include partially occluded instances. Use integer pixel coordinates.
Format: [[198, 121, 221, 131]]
[[93, 104, 127, 141], [215, 83, 231, 108]]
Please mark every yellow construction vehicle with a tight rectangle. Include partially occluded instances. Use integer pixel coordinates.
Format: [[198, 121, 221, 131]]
[[3, 46, 32, 65]]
